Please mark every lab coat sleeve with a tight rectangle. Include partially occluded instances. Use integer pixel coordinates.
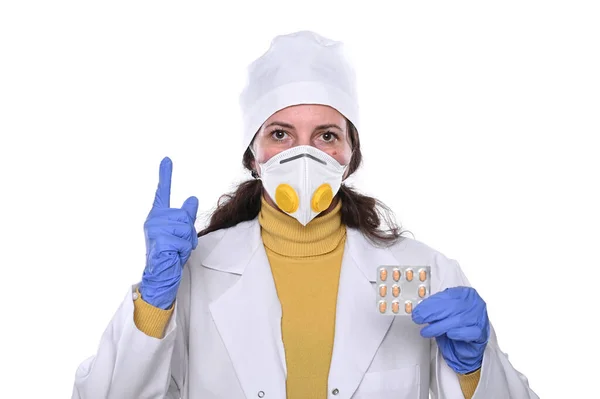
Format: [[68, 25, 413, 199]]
[[428, 252, 539, 399], [71, 266, 191, 399]]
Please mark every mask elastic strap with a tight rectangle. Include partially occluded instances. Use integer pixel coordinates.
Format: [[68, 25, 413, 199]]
[[248, 145, 262, 179]]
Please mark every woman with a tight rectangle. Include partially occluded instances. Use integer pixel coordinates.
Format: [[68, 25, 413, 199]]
[[72, 31, 538, 399]]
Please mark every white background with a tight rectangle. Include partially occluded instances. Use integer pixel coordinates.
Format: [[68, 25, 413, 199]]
[[1, 1, 598, 398]]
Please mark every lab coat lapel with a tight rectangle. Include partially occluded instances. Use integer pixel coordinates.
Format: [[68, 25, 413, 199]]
[[327, 229, 398, 399], [208, 221, 287, 399]]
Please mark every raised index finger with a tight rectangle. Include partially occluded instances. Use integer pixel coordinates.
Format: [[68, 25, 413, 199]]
[[152, 157, 172, 209]]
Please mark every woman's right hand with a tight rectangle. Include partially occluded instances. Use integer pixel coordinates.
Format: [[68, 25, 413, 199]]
[[140, 157, 199, 310]]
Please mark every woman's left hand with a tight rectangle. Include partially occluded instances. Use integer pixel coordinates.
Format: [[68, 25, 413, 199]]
[[412, 286, 490, 374]]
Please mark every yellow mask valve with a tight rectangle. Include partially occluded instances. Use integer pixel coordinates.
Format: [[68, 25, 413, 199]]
[[311, 183, 334, 212], [275, 184, 299, 213]]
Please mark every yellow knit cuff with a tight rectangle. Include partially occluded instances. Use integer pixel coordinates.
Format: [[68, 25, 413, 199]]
[[132, 288, 174, 339], [457, 368, 481, 399]]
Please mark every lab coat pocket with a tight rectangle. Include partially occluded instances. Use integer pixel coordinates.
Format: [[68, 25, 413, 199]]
[[354, 366, 420, 399]]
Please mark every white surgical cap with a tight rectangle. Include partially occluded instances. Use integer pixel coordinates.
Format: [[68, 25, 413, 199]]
[[238, 30, 360, 154]]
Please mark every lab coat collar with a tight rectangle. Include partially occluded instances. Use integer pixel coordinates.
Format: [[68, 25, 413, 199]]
[[206, 219, 398, 399]]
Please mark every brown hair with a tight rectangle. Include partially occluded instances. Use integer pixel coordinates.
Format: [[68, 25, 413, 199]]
[[198, 120, 409, 247]]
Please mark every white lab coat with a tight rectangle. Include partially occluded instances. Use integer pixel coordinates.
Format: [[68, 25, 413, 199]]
[[72, 218, 539, 399]]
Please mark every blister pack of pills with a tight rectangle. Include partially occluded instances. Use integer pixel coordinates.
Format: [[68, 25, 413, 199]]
[[376, 266, 431, 315]]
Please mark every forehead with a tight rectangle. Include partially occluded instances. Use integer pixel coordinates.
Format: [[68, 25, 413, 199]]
[[264, 104, 346, 127]]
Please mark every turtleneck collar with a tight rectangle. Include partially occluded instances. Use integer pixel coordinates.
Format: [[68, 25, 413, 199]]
[[258, 195, 346, 258]]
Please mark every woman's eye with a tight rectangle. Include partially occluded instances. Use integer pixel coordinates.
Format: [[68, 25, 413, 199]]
[[321, 131, 337, 142], [271, 130, 287, 140]]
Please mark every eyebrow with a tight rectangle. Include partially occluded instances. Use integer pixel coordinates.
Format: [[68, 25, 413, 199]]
[[265, 121, 343, 131]]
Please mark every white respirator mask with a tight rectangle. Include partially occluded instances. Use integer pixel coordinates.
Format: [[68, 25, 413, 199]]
[[257, 145, 348, 226]]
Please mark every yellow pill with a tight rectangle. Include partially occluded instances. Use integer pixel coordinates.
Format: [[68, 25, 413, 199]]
[[405, 269, 413, 281], [419, 269, 427, 282], [379, 268, 388, 281], [393, 268, 401, 281], [392, 301, 400, 314], [405, 301, 413, 314], [379, 285, 387, 297], [392, 285, 400, 297], [418, 285, 427, 298], [379, 300, 387, 313]]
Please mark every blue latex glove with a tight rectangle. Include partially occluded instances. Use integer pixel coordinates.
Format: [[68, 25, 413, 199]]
[[139, 157, 198, 310], [412, 286, 490, 374]]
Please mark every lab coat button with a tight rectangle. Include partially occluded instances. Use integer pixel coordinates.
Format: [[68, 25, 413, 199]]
[[332, 388, 339, 395], [132, 292, 139, 300], [257, 391, 265, 398]]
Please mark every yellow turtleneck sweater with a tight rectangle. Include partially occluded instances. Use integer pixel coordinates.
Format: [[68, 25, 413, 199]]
[[259, 196, 347, 399], [132, 195, 480, 398]]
